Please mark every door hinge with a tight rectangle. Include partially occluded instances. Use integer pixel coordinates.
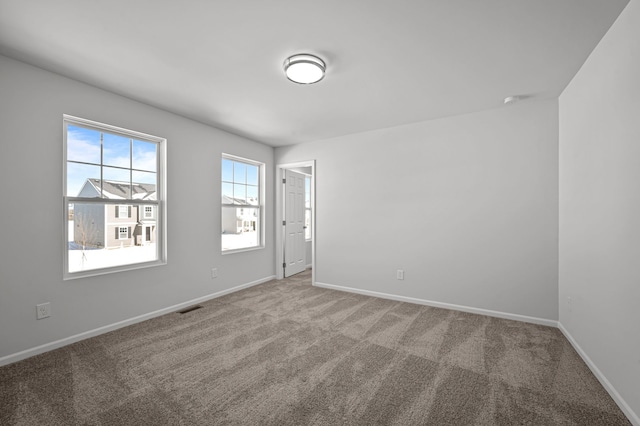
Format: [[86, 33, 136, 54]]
[[282, 220, 286, 226], [282, 178, 286, 184], [283, 262, 286, 268]]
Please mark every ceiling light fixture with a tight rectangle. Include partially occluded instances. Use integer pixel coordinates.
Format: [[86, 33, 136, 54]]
[[284, 53, 326, 84]]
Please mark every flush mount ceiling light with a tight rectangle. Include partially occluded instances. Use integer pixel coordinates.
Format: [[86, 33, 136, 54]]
[[284, 53, 326, 84]]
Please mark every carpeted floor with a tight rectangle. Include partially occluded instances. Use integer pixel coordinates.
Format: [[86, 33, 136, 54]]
[[0, 269, 631, 425]]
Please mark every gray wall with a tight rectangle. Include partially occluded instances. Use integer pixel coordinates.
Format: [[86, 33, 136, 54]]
[[276, 98, 560, 320], [0, 55, 275, 360], [559, 0, 640, 420]]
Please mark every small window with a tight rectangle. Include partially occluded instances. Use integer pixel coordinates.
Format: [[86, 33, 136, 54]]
[[118, 205, 129, 218], [221, 154, 264, 252], [118, 227, 129, 240], [144, 206, 153, 219], [64, 115, 166, 278]]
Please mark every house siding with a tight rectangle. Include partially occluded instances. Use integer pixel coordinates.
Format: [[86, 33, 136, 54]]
[[105, 205, 138, 248], [73, 203, 105, 248]]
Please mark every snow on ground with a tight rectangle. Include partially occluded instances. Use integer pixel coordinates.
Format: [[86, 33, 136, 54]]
[[68, 220, 157, 272], [221, 231, 259, 251], [67, 223, 258, 272], [68, 243, 157, 273]]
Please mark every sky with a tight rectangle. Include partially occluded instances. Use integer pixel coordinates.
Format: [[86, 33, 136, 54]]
[[222, 158, 259, 205], [66, 125, 158, 197], [67, 126, 263, 206]]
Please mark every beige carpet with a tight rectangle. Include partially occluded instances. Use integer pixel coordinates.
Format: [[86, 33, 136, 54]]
[[0, 269, 631, 425]]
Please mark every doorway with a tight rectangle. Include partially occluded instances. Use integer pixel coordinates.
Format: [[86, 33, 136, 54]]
[[276, 160, 315, 283]]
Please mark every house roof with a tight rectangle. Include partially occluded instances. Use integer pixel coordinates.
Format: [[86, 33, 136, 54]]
[[87, 179, 156, 200], [222, 195, 258, 206]]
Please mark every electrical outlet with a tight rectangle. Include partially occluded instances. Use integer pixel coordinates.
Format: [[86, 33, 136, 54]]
[[396, 269, 404, 280], [36, 302, 51, 320], [211, 268, 218, 279]]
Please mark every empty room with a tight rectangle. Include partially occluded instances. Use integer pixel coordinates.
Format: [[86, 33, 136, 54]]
[[0, 0, 638, 424]]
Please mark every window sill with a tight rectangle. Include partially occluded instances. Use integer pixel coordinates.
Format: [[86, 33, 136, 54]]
[[221, 245, 265, 255], [64, 259, 167, 280]]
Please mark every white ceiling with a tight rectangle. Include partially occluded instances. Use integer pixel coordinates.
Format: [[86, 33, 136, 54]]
[[0, 0, 629, 147]]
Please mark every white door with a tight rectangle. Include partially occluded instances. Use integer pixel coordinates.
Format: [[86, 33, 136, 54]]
[[284, 170, 306, 277]]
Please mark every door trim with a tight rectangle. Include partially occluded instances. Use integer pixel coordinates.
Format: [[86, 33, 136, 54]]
[[276, 160, 315, 284]]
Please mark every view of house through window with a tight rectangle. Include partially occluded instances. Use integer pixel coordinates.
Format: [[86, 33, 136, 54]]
[[222, 155, 263, 252], [64, 115, 165, 277]]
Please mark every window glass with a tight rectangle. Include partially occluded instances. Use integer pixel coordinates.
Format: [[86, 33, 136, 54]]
[[222, 155, 264, 252], [247, 185, 258, 203], [132, 170, 156, 186], [247, 165, 259, 186], [132, 140, 157, 172], [305, 209, 311, 240], [68, 203, 157, 273], [222, 158, 234, 182], [67, 163, 101, 197], [233, 162, 246, 184], [64, 115, 165, 278], [66, 125, 101, 164], [103, 133, 130, 168]]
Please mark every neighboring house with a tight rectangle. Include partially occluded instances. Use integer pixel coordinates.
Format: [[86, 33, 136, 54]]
[[73, 179, 157, 249], [222, 195, 258, 234]]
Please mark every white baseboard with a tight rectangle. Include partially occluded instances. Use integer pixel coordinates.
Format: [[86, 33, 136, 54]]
[[314, 282, 558, 327], [0, 275, 275, 367], [558, 323, 639, 426]]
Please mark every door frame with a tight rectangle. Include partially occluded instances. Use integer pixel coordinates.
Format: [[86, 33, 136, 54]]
[[276, 160, 315, 284]]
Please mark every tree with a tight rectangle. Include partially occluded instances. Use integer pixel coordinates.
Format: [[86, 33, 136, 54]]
[[74, 212, 98, 265]]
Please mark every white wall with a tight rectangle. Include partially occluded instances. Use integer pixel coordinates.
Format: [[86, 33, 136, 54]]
[[276, 98, 559, 321], [559, 0, 640, 422], [0, 55, 275, 361]]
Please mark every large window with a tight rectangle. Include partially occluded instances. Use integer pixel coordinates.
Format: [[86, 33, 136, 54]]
[[221, 154, 264, 252], [64, 115, 166, 278]]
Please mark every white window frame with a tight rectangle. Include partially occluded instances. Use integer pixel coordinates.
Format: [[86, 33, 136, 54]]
[[118, 226, 129, 240], [221, 154, 265, 254], [63, 115, 167, 279], [118, 205, 129, 218]]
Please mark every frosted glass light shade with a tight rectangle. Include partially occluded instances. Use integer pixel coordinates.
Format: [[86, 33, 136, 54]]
[[284, 54, 326, 84]]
